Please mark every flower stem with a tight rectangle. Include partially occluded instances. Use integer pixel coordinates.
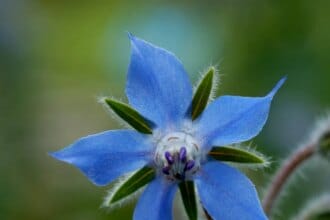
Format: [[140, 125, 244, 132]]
[[262, 143, 317, 216]]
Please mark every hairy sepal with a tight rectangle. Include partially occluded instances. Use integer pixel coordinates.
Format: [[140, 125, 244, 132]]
[[103, 166, 155, 209], [208, 144, 270, 168], [179, 181, 198, 220], [101, 97, 154, 134], [191, 66, 219, 120]]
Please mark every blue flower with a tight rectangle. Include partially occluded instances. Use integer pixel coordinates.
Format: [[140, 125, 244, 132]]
[[50, 34, 285, 220]]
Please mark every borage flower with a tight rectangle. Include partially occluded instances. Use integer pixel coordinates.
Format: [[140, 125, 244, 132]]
[[50, 34, 285, 220]]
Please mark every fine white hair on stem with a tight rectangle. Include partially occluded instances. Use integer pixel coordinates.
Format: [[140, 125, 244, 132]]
[[262, 152, 319, 219], [269, 187, 285, 219], [101, 170, 146, 212], [267, 166, 307, 220], [308, 110, 330, 145], [295, 110, 330, 161], [292, 193, 330, 220], [97, 95, 133, 129]]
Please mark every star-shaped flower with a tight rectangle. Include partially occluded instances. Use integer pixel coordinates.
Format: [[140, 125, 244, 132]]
[[50, 34, 285, 220]]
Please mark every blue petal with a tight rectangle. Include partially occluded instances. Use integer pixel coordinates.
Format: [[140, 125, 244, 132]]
[[49, 130, 153, 186], [195, 162, 267, 220], [126, 34, 193, 130], [133, 177, 177, 220], [195, 77, 286, 149]]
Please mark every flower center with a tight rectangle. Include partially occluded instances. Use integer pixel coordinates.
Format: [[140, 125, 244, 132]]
[[154, 132, 201, 181]]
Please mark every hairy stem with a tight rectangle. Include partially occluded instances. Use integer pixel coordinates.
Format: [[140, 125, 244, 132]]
[[262, 143, 317, 216]]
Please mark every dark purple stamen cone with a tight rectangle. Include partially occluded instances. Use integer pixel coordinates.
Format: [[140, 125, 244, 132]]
[[184, 160, 195, 171], [162, 166, 170, 175], [165, 151, 174, 164], [179, 147, 187, 162]]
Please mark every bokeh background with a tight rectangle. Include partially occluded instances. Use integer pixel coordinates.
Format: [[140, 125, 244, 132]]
[[1, 0, 330, 219]]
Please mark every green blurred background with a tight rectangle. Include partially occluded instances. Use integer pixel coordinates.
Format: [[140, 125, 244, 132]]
[[1, 0, 330, 219]]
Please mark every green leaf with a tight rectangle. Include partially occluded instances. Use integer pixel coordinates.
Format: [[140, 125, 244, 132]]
[[109, 166, 155, 204], [209, 146, 266, 164], [191, 66, 215, 120], [179, 181, 197, 220], [104, 98, 154, 134]]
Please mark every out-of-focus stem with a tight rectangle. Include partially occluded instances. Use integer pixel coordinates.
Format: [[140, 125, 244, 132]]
[[262, 143, 316, 216]]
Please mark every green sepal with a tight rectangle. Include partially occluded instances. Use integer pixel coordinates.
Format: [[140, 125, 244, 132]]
[[109, 166, 155, 205], [179, 181, 197, 220], [104, 98, 154, 134], [191, 66, 215, 120], [209, 146, 266, 164]]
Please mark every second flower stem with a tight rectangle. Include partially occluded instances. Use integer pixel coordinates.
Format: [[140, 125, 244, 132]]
[[262, 143, 316, 216]]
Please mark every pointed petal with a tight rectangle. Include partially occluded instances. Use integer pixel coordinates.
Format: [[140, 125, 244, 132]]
[[196, 77, 286, 149], [133, 177, 177, 220], [50, 130, 153, 186], [126, 34, 192, 130], [195, 162, 267, 220]]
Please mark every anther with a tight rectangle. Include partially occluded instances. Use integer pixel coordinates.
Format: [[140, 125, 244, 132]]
[[179, 147, 187, 162], [184, 160, 195, 171], [165, 151, 174, 164]]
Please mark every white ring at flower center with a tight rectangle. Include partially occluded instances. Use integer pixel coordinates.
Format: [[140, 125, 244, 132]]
[[154, 132, 201, 181]]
